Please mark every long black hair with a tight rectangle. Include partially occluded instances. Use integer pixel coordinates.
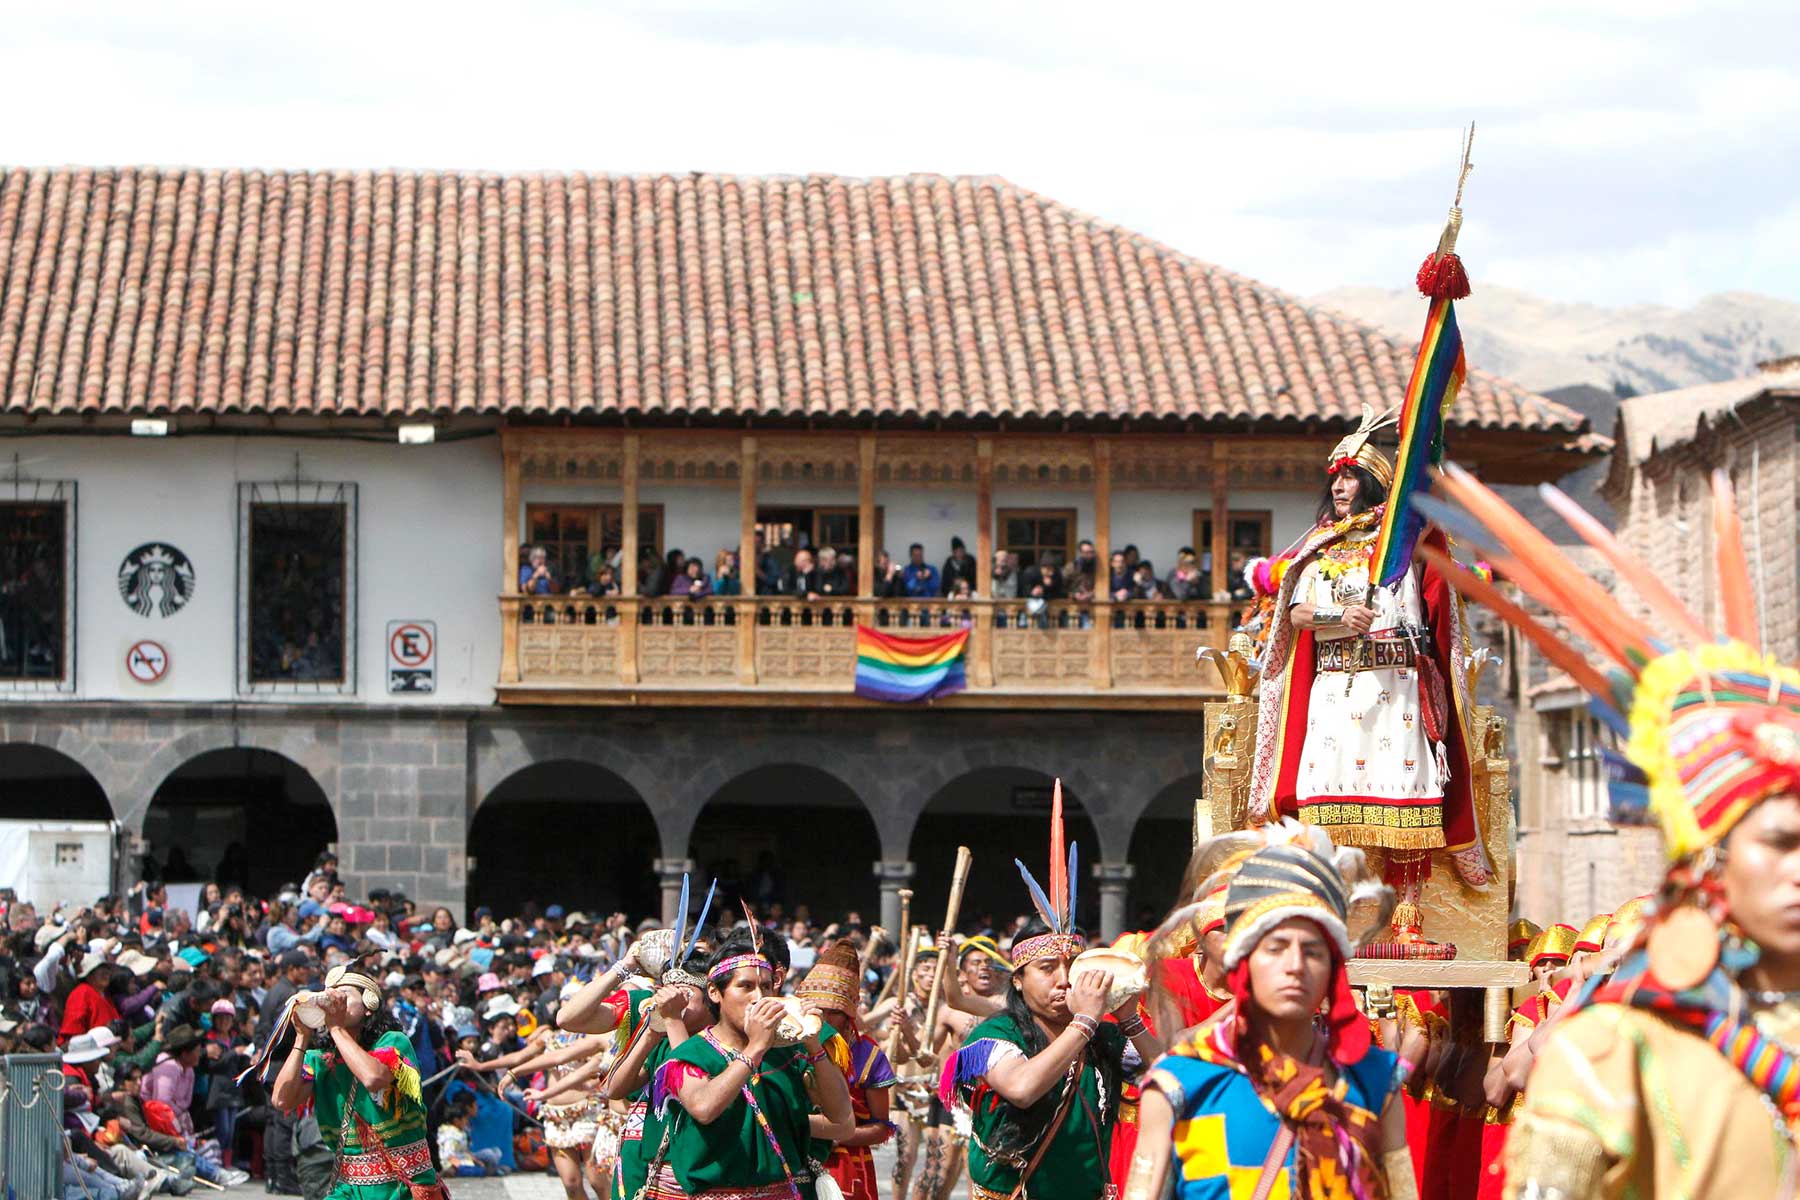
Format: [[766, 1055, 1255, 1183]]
[[983, 920, 1126, 1164], [702, 932, 770, 1019], [1315, 462, 1385, 525]]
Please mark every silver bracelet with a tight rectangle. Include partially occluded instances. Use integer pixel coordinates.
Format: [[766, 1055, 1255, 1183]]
[[1069, 1014, 1099, 1041], [1311, 605, 1345, 627]]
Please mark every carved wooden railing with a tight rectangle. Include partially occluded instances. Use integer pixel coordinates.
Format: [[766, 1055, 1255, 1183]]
[[500, 595, 1237, 697]]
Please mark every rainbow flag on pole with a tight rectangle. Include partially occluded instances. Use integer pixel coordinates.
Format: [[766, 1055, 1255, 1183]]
[[1371, 124, 1477, 589], [854, 626, 968, 703]]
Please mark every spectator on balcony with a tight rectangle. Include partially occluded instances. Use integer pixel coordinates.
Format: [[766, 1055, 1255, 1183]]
[[1063, 539, 1099, 594], [901, 544, 939, 597], [1132, 562, 1164, 600], [941, 537, 977, 597], [755, 532, 786, 596], [815, 547, 851, 598], [1108, 550, 1133, 602], [1166, 551, 1204, 600], [713, 549, 742, 596], [637, 547, 668, 597], [991, 551, 1018, 599], [670, 557, 712, 599], [1227, 548, 1254, 601], [589, 564, 622, 598], [663, 549, 688, 593], [1027, 561, 1064, 602], [871, 550, 904, 598], [785, 548, 822, 600], [1123, 543, 1153, 579], [519, 546, 557, 595]]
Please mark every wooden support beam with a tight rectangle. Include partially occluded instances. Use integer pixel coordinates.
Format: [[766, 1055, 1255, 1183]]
[[973, 437, 995, 687], [499, 431, 521, 684], [1210, 442, 1230, 600], [620, 432, 640, 684], [857, 434, 876, 598], [1090, 437, 1112, 688], [740, 435, 759, 684]]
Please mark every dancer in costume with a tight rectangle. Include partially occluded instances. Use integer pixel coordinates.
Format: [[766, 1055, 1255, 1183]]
[[1247, 408, 1491, 945], [880, 941, 941, 1200], [908, 935, 1012, 1200], [1407, 464, 1800, 1198], [1474, 923, 1577, 1200], [649, 923, 854, 1200], [1126, 821, 1416, 1200], [795, 941, 898, 1200], [940, 783, 1163, 1200], [267, 960, 442, 1199]]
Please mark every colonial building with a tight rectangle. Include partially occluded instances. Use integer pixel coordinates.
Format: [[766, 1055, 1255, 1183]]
[[1510, 359, 1800, 924], [0, 167, 1598, 937]]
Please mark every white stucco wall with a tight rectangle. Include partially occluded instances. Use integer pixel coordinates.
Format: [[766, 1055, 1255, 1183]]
[[5, 433, 503, 706]]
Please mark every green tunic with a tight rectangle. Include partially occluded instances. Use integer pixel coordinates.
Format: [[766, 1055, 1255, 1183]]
[[616, 1038, 677, 1200], [954, 1014, 1121, 1200], [660, 1029, 820, 1196], [304, 1030, 437, 1200]]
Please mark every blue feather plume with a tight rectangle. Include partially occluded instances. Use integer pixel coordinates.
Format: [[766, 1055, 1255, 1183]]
[[1014, 859, 1058, 929], [1065, 841, 1079, 934], [673, 873, 691, 957], [685, 879, 717, 962]]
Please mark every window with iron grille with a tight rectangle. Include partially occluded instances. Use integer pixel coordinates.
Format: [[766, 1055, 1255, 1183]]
[[0, 478, 76, 692], [238, 481, 357, 695]]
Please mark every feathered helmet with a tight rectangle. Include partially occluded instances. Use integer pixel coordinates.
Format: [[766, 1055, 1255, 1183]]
[[1326, 403, 1399, 491], [1216, 821, 1394, 1064], [1011, 779, 1085, 967], [1412, 464, 1800, 864]]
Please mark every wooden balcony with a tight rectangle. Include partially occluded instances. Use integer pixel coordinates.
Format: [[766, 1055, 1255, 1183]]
[[496, 596, 1236, 709]]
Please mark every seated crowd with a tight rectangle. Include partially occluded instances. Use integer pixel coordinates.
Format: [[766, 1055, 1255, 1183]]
[[0, 856, 1041, 1200]]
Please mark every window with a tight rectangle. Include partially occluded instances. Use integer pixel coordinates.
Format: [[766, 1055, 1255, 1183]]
[[999, 508, 1076, 573], [1563, 712, 1611, 821], [1194, 510, 1273, 559], [812, 507, 882, 557], [238, 482, 357, 695], [522, 504, 663, 592], [0, 481, 75, 691]]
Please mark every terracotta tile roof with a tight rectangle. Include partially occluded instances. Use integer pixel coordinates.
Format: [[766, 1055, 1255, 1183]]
[[0, 167, 1589, 435]]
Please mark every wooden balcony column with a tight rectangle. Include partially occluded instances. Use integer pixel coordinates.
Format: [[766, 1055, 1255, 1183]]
[[620, 432, 641, 684], [739, 435, 759, 684], [1090, 436, 1113, 688], [499, 430, 522, 683], [972, 438, 996, 686], [1209, 442, 1232, 653]]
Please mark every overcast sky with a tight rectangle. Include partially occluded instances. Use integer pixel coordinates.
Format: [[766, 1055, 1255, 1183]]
[[4, 1, 1795, 308]]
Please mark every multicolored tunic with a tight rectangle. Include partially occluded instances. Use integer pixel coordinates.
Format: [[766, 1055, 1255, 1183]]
[[650, 1028, 834, 1200], [1144, 1023, 1397, 1200], [303, 1030, 437, 1199], [942, 1013, 1124, 1200], [607, 988, 664, 1200], [817, 1034, 896, 1200]]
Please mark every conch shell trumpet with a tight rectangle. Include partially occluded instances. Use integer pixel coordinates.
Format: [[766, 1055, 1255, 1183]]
[[1070, 946, 1148, 1012], [772, 996, 823, 1046], [634, 929, 675, 979], [291, 991, 330, 1030]]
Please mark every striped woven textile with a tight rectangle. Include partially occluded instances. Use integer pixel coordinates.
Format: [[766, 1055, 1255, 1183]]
[[853, 626, 968, 703]]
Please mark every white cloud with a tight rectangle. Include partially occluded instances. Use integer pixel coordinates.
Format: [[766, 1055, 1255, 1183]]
[[0, 0, 1793, 306]]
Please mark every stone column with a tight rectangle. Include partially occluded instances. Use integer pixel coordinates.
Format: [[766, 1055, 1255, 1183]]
[[1093, 862, 1135, 944], [655, 858, 697, 927], [873, 860, 916, 936]]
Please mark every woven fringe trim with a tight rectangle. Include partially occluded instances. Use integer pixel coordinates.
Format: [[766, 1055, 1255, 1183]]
[[1307, 823, 1447, 851]]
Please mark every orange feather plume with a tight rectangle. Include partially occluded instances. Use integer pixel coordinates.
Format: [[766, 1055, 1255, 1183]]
[[1048, 778, 1068, 926], [1538, 483, 1707, 644], [1711, 470, 1759, 646]]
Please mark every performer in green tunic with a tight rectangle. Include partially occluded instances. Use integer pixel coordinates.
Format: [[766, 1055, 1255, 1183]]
[[269, 960, 441, 1200], [650, 927, 854, 1199], [940, 782, 1163, 1200]]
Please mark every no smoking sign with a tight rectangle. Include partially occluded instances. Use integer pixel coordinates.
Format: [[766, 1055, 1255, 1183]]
[[386, 621, 436, 694]]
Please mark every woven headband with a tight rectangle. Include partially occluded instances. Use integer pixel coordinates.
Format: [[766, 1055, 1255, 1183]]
[[708, 953, 774, 982], [1009, 932, 1084, 968]]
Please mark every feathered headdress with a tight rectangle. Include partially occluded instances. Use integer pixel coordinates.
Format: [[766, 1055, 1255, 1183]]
[[1010, 779, 1085, 967], [661, 872, 716, 988], [708, 898, 776, 982], [1412, 464, 1800, 862], [1326, 403, 1399, 491]]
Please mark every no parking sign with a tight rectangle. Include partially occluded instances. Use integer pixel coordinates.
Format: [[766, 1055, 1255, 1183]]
[[386, 621, 436, 694]]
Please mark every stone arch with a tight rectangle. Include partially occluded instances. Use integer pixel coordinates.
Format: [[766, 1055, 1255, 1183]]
[[663, 753, 875, 859], [886, 737, 1123, 861], [127, 723, 341, 833], [470, 758, 660, 921], [144, 747, 336, 895], [471, 726, 666, 825], [685, 762, 882, 926], [0, 742, 112, 821], [1126, 769, 1208, 925]]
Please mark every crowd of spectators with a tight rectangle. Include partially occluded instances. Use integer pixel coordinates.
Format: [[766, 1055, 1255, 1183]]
[[518, 532, 1255, 607], [0, 856, 1035, 1200]]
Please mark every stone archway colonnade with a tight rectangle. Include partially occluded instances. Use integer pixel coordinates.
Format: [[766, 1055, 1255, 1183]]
[[2, 705, 1209, 942]]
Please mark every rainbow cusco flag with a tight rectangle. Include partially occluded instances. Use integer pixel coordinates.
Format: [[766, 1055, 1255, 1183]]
[[854, 626, 968, 702]]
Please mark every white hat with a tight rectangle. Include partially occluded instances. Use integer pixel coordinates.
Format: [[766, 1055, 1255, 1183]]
[[86, 1026, 121, 1051], [531, 955, 557, 978], [116, 950, 160, 977], [63, 1032, 110, 1064], [34, 922, 67, 951], [77, 951, 111, 978], [559, 979, 584, 1002], [482, 995, 521, 1021], [452, 928, 479, 947]]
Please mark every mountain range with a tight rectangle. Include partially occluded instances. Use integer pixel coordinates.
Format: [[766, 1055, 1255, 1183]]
[[1312, 285, 1800, 397]]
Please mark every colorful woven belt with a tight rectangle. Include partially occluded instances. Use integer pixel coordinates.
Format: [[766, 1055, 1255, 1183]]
[[1315, 636, 1416, 673], [334, 1137, 431, 1184]]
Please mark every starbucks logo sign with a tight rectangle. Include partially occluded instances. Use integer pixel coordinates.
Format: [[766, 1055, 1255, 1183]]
[[117, 543, 197, 618]]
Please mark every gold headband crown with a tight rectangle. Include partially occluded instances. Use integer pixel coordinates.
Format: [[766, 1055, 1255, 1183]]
[[1327, 403, 1398, 490]]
